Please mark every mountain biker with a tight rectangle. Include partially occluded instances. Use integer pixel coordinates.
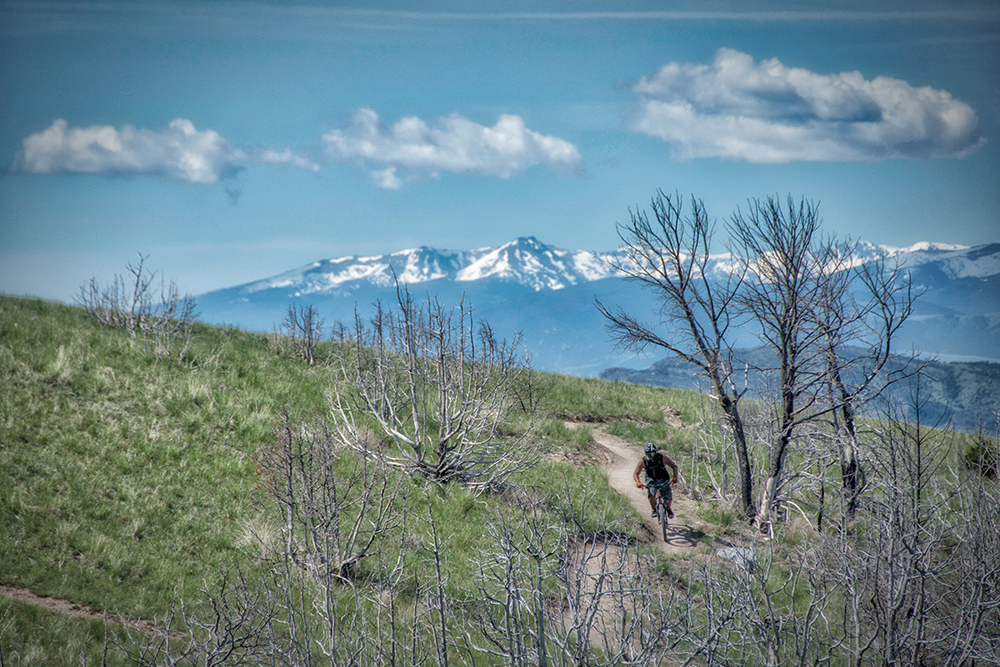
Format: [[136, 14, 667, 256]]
[[634, 443, 679, 519]]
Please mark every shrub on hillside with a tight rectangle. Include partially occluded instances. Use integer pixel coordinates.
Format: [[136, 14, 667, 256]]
[[76, 253, 198, 336], [76, 253, 198, 361], [964, 433, 999, 478]]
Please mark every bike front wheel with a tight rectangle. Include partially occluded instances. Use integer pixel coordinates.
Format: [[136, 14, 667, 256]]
[[656, 496, 669, 541]]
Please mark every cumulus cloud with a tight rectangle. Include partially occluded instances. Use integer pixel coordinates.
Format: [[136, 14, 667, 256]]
[[322, 108, 582, 187], [11, 118, 319, 183], [627, 48, 985, 163], [249, 147, 321, 173]]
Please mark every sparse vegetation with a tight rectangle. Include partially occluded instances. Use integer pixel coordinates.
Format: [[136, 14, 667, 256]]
[[332, 288, 536, 489], [75, 253, 199, 363], [964, 431, 999, 478], [279, 303, 325, 365], [0, 296, 667, 663], [2, 293, 998, 666], [600, 190, 922, 531]]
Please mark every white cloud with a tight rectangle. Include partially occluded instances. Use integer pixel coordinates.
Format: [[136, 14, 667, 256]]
[[627, 48, 985, 163], [322, 108, 582, 187], [12, 118, 236, 183], [370, 166, 403, 190], [250, 147, 321, 173], [11, 119, 319, 183]]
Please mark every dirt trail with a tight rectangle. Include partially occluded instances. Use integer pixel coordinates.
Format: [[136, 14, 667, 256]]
[[555, 422, 709, 652], [0, 584, 163, 635], [572, 423, 708, 555]]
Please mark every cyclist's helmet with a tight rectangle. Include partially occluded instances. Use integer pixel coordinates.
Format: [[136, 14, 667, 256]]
[[644, 443, 657, 455]]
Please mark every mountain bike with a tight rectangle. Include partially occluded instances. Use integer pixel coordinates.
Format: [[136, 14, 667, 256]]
[[653, 486, 670, 541]]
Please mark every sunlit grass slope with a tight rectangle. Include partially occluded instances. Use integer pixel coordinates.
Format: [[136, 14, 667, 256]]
[[0, 296, 341, 615], [0, 295, 703, 664]]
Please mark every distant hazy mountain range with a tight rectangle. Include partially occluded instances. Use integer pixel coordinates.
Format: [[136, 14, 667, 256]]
[[198, 237, 1000, 377], [598, 346, 1000, 433]]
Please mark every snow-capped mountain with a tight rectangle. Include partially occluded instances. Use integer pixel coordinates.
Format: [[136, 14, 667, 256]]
[[239, 237, 617, 298], [455, 237, 616, 288], [198, 238, 1000, 374], [855, 240, 1000, 280], [229, 237, 1000, 299]]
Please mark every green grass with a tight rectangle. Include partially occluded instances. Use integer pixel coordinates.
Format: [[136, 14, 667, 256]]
[[0, 298, 335, 620], [698, 503, 739, 530], [0, 598, 134, 667], [0, 295, 700, 663], [536, 371, 705, 425], [3, 295, 997, 666]]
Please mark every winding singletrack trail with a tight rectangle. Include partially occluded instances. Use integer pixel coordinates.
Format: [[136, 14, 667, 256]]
[[573, 423, 709, 556], [557, 422, 711, 651], [0, 584, 162, 635]]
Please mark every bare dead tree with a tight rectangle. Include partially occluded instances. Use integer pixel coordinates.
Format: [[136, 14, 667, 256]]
[[76, 253, 155, 333], [332, 285, 536, 490], [688, 538, 841, 667], [76, 253, 199, 365], [114, 567, 276, 667], [281, 303, 325, 365], [250, 409, 397, 664], [267, 323, 290, 357], [814, 239, 867, 521], [728, 195, 833, 528], [813, 378, 1000, 667], [812, 240, 921, 519], [469, 489, 685, 667], [730, 200, 923, 529], [597, 190, 755, 520], [255, 412, 399, 583], [242, 411, 408, 666], [76, 253, 198, 337], [551, 533, 683, 667], [359, 508, 412, 667], [471, 497, 560, 667], [941, 436, 1000, 666], [601, 190, 924, 532]]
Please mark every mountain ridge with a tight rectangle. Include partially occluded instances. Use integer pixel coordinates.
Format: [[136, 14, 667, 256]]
[[236, 237, 618, 298], [223, 237, 1000, 297], [197, 237, 1000, 375]]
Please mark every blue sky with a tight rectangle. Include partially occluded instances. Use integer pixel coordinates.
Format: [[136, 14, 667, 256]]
[[1, 0, 998, 301]]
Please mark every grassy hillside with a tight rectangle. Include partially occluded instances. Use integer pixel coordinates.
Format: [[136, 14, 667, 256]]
[[2, 295, 997, 666], [0, 295, 707, 665], [1, 297, 323, 613]]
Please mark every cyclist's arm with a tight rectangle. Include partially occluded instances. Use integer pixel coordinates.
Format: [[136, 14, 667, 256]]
[[662, 454, 680, 484], [633, 459, 645, 488]]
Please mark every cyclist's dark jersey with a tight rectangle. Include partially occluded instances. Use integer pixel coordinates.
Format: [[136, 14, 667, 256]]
[[644, 453, 670, 482], [644, 452, 673, 503]]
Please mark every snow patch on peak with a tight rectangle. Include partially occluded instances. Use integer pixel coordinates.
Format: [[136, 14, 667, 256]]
[[391, 246, 465, 284], [876, 241, 998, 279], [856, 240, 968, 257], [457, 247, 520, 283], [455, 237, 616, 290], [572, 251, 617, 281], [937, 244, 1000, 279], [899, 242, 969, 254]]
